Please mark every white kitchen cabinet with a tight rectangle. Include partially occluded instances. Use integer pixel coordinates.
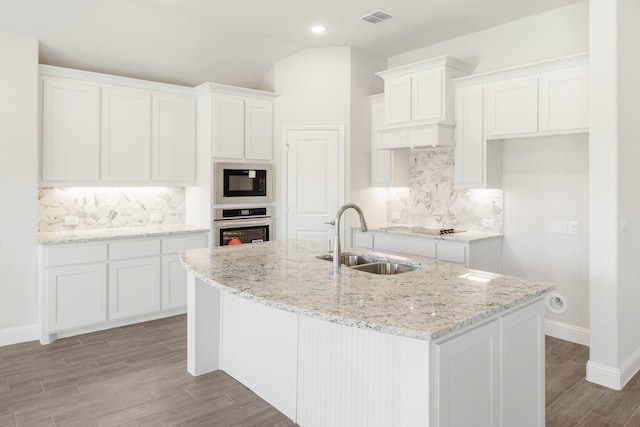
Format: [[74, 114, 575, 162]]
[[207, 86, 278, 161], [214, 93, 245, 159], [40, 65, 196, 186], [152, 93, 196, 182], [539, 65, 589, 134], [41, 77, 101, 182], [39, 231, 208, 344], [245, 98, 274, 160], [375, 56, 474, 149], [487, 76, 539, 138], [501, 300, 545, 427], [101, 87, 152, 181], [435, 319, 501, 426], [453, 84, 502, 189], [109, 256, 161, 320], [353, 229, 502, 273], [369, 94, 409, 187], [161, 234, 208, 309]]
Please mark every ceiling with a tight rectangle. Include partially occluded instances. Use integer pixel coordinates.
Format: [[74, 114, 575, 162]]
[[0, 0, 582, 89]]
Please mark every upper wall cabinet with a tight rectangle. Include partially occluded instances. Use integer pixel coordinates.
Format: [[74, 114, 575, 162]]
[[40, 66, 196, 186], [452, 53, 589, 189], [42, 78, 101, 182], [375, 56, 475, 149], [196, 83, 278, 162], [369, 94, 409, 187]]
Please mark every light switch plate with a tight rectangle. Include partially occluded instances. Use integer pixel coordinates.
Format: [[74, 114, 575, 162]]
[[482, 218, 495, 228], [568, 221, 579, 235], [149, 213, 163, 223], [391, 211, 401, 220]]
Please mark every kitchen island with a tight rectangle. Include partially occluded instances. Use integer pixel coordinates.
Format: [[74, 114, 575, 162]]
[[181, 240, 553, 427]]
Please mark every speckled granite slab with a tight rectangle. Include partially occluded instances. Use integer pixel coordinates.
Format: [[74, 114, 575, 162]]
[[38, 224, 209, 244], [181, 240, 552, 341], [363, 225, 502, 242]]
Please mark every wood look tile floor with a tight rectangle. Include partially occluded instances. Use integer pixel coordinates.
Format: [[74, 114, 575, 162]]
[[2, 316, 640, 426]]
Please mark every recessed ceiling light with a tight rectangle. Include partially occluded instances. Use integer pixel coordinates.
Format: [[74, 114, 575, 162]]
[[311, 25, 326, 34]]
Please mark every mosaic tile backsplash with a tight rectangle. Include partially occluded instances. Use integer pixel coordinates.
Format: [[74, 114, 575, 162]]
[[38, 187, 185, 232], [386, 149, 503, 233]]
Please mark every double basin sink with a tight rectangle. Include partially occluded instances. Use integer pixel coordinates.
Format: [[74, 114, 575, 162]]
[[316, 253, 420, 275]]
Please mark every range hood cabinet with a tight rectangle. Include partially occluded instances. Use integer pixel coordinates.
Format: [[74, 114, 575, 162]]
[[375, 55, 475, 149]]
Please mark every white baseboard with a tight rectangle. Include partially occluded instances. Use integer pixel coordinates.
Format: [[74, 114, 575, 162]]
[[545, 319, 590, 346], [587, 347, 640, 390], [0, 323, 39, 347]]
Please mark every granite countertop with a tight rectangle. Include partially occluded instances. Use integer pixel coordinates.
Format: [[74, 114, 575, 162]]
[[38, 224, 210, 245], [181, 240, 552, 341], [361, 225, 502, 242]]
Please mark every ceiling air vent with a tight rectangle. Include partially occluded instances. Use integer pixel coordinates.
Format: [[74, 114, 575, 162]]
[[360, 10, 394, 24]]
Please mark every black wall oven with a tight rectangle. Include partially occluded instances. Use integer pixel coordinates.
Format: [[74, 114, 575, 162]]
[[214, 162, 273, 205], [213, 207, 272, 247]]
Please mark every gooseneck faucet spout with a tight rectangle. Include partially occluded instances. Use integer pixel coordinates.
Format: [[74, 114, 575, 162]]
[[325, 203, 368, 271]]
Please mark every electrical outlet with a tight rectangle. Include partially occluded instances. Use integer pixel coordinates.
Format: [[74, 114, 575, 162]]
[[149, 213, 163, 223], [568, 221, 579, 235], [482, 218, 495, 228], [391, 211, 401, 220], [64, 216, 79, 226]]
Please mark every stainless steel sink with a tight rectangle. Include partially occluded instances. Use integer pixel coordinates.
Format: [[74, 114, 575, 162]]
[[316, 253, 419, 275], [350, 262, 419, 275], [316, 253, 374, 266]]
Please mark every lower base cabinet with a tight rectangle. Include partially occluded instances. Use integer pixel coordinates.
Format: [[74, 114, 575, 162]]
[[39, 231, 207, 344], [109, 256, 161, 320], [353, 229, 502, 273], [47, 262, 107, 331]]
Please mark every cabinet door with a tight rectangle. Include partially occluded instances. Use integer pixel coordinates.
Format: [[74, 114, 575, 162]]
[[101, 87, 151, 181], [487, 76, 538, 138], [214, 94, 245, 159], [454, 85, 485, 185], [244, 99, 273, 160], [501, 300, 545, 427], [47, 263, 107, 331], [436, 320, 501, 427], [42, 78, 101, 182], [370, 99, 392, 185], [437, 241, 467, 265], [109, 256, 160, 320], [384, 75, 412, 125], [412, 68, 444, 121], [161, 254, 188, 309], [539, 65, 589, 133], [151, 93, 196, 182]]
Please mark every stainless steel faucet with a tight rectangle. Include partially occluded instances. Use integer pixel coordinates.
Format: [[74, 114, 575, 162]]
[[326, 203, 368, 270]]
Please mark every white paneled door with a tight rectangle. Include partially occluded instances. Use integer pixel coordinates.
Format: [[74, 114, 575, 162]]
[[286, 127, 343, 246]]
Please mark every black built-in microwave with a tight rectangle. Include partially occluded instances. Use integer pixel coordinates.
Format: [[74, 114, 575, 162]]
[[214, 162, 273, 205]]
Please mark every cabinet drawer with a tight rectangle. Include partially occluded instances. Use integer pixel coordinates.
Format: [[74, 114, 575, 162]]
[[437, 242, 467, 264], [44, 244, 107, 267], [162, 234, 208, 254], [109, 239, 160, 260], [374, 233, 436, 258]]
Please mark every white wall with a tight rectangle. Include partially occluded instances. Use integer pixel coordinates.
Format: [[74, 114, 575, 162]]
[[0, 31, 39, 344], [502, 136, 590, 335], [388, 2, 589, 71], [386, 2, 590, 341]]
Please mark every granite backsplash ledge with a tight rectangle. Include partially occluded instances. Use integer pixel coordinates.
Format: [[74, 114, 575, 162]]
[[38, 187, 185, 232], [386, 149, 503, 234]]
